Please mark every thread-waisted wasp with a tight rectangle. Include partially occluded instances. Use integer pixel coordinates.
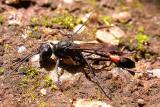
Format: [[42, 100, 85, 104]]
[[9, 12, 135, 100]]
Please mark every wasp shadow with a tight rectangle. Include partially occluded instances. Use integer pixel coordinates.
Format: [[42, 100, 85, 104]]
[[39, 58, 83, 74]]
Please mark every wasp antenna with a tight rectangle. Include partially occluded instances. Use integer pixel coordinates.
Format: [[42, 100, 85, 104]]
[[71, 11, 94, 40], [8, 51, 39, 75], [59, 11, 94, 42]]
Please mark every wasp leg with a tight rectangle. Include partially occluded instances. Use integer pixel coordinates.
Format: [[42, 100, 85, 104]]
[[81, 54, 112, 100], [54, 59, 64, 91]]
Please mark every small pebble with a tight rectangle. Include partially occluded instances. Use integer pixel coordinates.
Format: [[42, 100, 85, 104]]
[[21, 34, 28, 39], [147, 69, 160, 78], [137, 99, 145, 106], [8, 12, 22, 25], [3, 0, 20, 5], [63, 0, 74, 4], [126, 0, 133, 3], [112, 11, 131, 23], [73, 99, 112, 107], [109, 26, 126, 38], [17, 46, 26, 53], [40, 88, 47, 96], [110, 68, 132, 83], [96, 30, 119, 45]]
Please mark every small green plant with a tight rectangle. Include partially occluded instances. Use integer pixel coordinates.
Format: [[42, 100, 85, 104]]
[[44, 75, 53, 87], [41, 16, 51, 27], [31, 12, 81, 29], [138, 26, 145, 33], [20, 77, 30, 86], [0, 15, 4, 25], [136, 27, 149, 50], [19, 66, 39, 78], [125, 22, 134, 30], [40, 102, 46, 107], [130, 0, 144, 10], [86, 0, 97, 6], [100, 15, 113, 26], [0, 67, 5, 75], [43, 75, 58, 90], [51, 11, 81, 29], [31, 17, 39, 25], [29, 92, 35, 101], [136, 33, 149, 49], [27, 26, 41, 39]]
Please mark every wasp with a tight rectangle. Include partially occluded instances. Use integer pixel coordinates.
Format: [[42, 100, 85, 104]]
[[9, 12, 135, 100]]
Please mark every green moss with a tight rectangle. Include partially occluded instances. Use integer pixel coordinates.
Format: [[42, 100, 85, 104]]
[[31, 12, 81, 29], [138, 26, 145, 33], [44, 75, 53, 87], [4, 44, 11, 50], [125, 22, 134, 30], [41, 16, 52, 27], [119, 38, 135, 51], [43, 75, 58, 90], [0, 67, 5, 75], [134, 0, 144, 10], [136, 33, 149, 50], [86, 0, 97, 6], [27, 26, 41, 39], [51, 11, 81, 29], [100, 15, 113, 26], [29, 92, 35, 101], [121, 6, 129, 11], [40, 102, 46, 107], [135, 26, 149, 50], [0, 15, 4, 25], [18, 66, 39, 87], [19, 66, 39, 78], [31, 17, 39, 25]]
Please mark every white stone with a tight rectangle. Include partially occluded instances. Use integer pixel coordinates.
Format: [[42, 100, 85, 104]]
[[110, 68, 132, 83], [49, 65, 82, 84], [112, 11, 131, 22], [40, 88, 47, 95], [73, 99, 112, 107], [21, 34, 28, 39], [96, 30, 119, 45], [109, 26, 126, 38], [49, 66, 62, 83], [147, 69, 160, 78], [17, 46, 26, 53], [30, 54, 40, 62], [8, 11, 22, 25], [63, 0, 74, 4], [126, 0, 133, 3], [4, 0, 20, 5]]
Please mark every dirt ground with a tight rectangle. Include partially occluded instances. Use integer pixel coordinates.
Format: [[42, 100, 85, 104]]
[[0, 0, 160, 107]]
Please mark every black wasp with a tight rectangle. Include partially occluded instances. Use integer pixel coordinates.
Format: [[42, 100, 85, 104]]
[[9, 12, 135, 100]]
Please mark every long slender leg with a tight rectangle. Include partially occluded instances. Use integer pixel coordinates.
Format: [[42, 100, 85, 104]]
[[55, 59, 60, 83], [55, 59, 64, 91], [81, 54, 112, 100]]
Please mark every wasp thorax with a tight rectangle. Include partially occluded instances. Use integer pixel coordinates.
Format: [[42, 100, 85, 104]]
[[53, 41, 71, 58]]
